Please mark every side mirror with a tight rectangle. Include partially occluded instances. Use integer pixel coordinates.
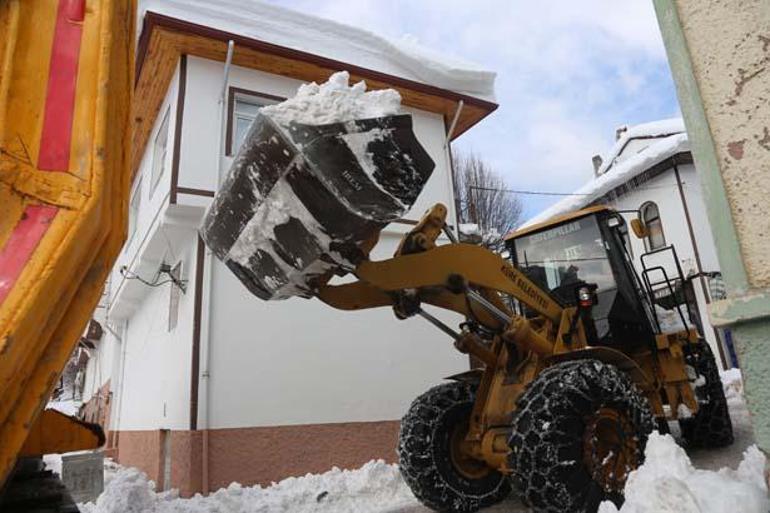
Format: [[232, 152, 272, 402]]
[[630, 218, 648, 239]]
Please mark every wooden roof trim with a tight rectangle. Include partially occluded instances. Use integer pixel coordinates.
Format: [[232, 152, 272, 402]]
[[132, 12, 498, 177], [137, 11, 498, 116]]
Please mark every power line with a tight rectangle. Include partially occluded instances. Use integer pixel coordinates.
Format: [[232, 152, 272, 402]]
[[469, 186, 590, 197], [469, 182, 689, 197]]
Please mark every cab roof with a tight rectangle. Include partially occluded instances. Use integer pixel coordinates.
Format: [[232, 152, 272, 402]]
[[504, 205, 612, 242]]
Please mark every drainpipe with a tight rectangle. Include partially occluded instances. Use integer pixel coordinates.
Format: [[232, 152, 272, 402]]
[[106, 319, 127, 454], [655, 0, 770, 452], [200, 39, 235, 495], [445, 100, 464, 242]]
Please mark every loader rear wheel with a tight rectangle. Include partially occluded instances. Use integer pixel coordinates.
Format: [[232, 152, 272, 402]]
[[508, 360, 653, 513], [679, 340, 734, 448], [397, 382, 511, 512]]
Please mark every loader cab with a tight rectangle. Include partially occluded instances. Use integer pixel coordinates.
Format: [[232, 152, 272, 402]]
[[505, 207, 657, 349]]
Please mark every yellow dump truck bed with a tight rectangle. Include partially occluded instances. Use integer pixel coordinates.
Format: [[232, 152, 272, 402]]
[[0, 0, 134, 489]]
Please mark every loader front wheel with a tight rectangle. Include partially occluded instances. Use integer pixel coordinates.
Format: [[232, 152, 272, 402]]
[[508, 360, 653, 513], [398, 382, 511, 512]]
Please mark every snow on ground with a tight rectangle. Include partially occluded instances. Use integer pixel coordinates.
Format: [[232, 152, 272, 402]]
[[598, 368, 768, 513], [73, 369, 765, 513], [597, 432, 768, 513], [79, 460, 416, 513]]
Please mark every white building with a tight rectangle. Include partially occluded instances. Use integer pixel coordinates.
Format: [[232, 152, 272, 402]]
[[524, 118, 735, 370], [76, 1, 496, 497]]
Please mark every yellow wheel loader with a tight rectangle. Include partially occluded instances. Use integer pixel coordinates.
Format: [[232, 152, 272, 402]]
[[200, 107, 733, 512]]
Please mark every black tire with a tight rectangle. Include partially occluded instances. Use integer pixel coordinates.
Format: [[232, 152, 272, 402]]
[[398, 382, 511, 512], [508, 360, 653, 513], [679, 340, 734, 448], [0, 458, 79, 512]]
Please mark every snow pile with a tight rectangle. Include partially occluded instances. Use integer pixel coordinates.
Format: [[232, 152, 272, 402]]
[[137, 0, 495, 101], [261, 71, 401, 128], [721, 368, 744, 401], [47, 399, 81, 417], [459, 223, 481, 237], [80, 468, 165, 513], [81, 460, 418, 513], [598, 432, 769, 513], [43, 453, 63, 477], [654, 305, 688, 333]]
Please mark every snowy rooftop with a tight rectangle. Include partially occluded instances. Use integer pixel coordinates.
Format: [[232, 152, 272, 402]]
[[521, 118, 689, 228], [596, 117, 686, 175], [137, 0, 496, 102]]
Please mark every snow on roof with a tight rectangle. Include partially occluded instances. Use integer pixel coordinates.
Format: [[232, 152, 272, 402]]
[[522, 131, 690, 228], [596, 117, 685, 175], [137, 0, 496, 102]]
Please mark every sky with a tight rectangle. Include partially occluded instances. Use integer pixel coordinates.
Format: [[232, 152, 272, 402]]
[[267, 0, 682, 221]]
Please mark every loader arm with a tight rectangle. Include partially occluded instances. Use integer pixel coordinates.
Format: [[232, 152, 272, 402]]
[[318, 204, 566, 321], [318, 204, 571, 358], [319, 245, 562, 325]]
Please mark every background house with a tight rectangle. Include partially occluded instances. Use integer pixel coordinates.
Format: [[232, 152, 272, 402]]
[[75, 1, 496, 497], [524, 118, 735, 369]]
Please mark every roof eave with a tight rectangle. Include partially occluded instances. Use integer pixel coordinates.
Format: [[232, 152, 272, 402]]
[[132, 12, 498, 176]]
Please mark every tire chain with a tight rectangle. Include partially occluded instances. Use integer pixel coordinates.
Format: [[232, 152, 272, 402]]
[[508, 360, 653, 513], [398, 382, 511, 512]]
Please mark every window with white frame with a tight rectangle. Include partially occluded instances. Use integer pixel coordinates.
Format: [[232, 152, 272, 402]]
[[150, 109, 170, 196], [229, 91, 282, 155], [641, 202, 666, 251], [128, 178, 142, 242]]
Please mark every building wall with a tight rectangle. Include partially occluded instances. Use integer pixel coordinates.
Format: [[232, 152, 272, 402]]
[[111, 236, 197, 432], [205, 250, 466, 429], [176, 55, 467, 431], [176, 58, 304, 202], [604, 162, 726, 364], [96, 53, 471, 492], [79, 72, 196, 425], [102, 57, 202, 436], [114, 64, 180, 279], [81, 335, 117, 403]]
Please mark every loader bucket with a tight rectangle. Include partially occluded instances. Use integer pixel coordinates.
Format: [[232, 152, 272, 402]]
[[200, 113, 434, 300]]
